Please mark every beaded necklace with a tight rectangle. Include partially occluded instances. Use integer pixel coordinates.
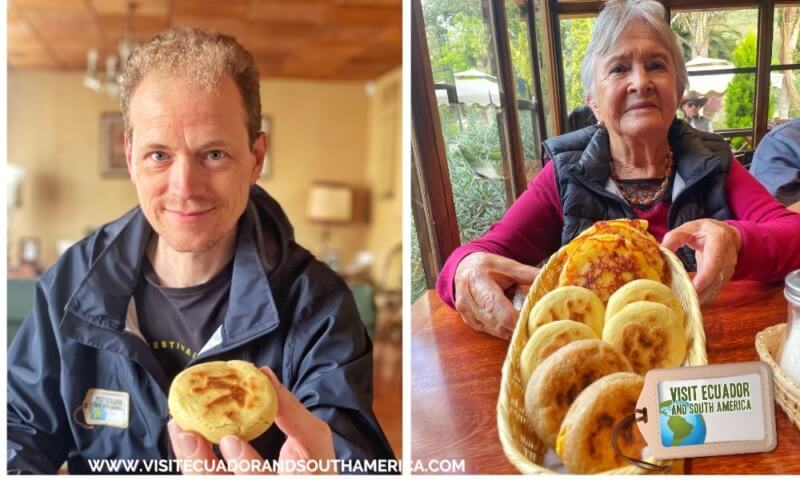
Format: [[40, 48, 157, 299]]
[[609, 147, 674, 209]]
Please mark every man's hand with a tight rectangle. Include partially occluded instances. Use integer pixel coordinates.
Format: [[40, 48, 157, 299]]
[[167, 419, 262, 474], [167, 367, 336, 474], [662, 219, 741, 306], [453, 252, 539, 339], [260, 367, 336, 474]]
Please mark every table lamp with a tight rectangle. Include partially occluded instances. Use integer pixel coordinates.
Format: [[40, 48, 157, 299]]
[[307, 182, 353, 270]]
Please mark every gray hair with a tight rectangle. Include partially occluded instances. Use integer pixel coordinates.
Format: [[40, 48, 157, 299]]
[[120, 27, 261, 146], [581, 0, 688, 103]]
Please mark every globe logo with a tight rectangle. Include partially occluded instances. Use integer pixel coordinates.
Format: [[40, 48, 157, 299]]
[[90, 404, 107, 420], [659, 400, 707, 447]]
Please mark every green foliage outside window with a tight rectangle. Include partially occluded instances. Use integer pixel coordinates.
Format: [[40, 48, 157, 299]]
[[424, 0, 487, 82], [411, 107, 507, 302], [411, 219, 427, 302], [725, 32, 777, 148], [560, 18, 594, 113], [443, 107, 507, 244], [506, 3, 534, 103], [671, 11, 745, 64], [725, 32, 758, 134]]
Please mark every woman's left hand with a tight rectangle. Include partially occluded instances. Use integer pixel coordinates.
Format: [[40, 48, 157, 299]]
[[662, 219, 741, 305]]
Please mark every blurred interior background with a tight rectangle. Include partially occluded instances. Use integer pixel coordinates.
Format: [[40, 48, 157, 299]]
[[7, 0, 402, 459]]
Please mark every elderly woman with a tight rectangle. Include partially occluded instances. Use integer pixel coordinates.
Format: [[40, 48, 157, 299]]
[[437, 0, 800, 339]]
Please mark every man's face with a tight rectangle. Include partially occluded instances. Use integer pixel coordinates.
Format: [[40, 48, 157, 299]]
[[682, 101, 700, 119], [126, 74, 265, 253]]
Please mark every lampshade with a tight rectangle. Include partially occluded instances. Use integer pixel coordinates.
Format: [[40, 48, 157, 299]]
[[307, 183, 353, 223]]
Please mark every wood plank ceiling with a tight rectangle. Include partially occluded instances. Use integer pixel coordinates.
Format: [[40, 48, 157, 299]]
[[8, 0, 402, 81]]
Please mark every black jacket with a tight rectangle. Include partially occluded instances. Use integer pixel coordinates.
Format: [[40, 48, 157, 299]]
[[7, 185, 394, 474]]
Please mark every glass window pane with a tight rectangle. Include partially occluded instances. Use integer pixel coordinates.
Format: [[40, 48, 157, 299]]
[[411, 217, 427, 303], [506, 0, 543, 182], [671, 9, 758, 68], [533, 0, 557, 139], [727, 135, 755, 155], [771, 7, 800, 122], [771, 6, 800, 66], [440, 105, 508, 243], [423, 0, 512, 244], [559, 15, 595, 116], [769, 68, 800, 123], [722, 73, 757, 130], [678, 73, 756, 131]]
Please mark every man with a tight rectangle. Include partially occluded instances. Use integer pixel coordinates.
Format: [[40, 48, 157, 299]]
[[7, 28, 394, 474], [750, 118, 800, 212], [680, 92, 713, 132]]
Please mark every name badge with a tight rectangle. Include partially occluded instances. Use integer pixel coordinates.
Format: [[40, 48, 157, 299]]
[[82, 389, 130, 429], [635, 361, 777, 460]]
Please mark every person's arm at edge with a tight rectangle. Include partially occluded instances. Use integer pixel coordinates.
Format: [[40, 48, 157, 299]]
[[750, 122, 800, 199], [724, 157, 800, 282], [435, 160, 563, 307]]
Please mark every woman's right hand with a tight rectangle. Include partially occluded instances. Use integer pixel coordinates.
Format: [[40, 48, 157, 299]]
[[453, 253, 539, 339]]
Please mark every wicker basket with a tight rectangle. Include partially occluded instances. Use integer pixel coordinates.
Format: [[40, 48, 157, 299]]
[[755, 323, 800, 432], [497, 245, 708, 474]]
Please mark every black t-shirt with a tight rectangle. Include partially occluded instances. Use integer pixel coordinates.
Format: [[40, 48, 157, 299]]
[[134, 257, 233, 381]]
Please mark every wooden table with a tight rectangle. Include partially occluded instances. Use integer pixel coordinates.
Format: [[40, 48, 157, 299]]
[[411, 281, 800, 474]]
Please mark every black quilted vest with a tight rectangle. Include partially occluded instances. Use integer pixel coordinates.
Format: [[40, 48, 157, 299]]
[[542, 119, 733, 271]]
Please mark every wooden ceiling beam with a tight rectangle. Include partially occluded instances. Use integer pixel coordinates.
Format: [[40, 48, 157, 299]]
[[8, 0, 66, 68], [8, 0, 400, 81]]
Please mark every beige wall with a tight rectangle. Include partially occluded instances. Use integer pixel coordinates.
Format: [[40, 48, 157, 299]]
[[365, 67, 402, 289], [8, 71, 389, 269], [256, 78, 371, 267], [8, 71, 136, 267]]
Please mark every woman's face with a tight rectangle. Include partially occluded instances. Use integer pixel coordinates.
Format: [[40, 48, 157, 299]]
[[589, 21, 679, 141]]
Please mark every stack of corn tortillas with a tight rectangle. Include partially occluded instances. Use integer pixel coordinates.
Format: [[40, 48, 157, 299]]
[[518, 219, 689, 473]]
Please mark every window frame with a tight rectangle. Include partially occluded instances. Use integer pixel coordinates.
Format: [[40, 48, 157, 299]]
[[412, 0, 542, 292], [767, 3, 800, 134]]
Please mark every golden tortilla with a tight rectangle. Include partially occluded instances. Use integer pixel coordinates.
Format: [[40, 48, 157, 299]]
[[168, 360, 277, 444], [556, 372, 646, 474]]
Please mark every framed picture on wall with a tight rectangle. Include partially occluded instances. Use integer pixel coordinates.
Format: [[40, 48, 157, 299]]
[[261, 115, 272, 178], [100, 112, 128, 177]]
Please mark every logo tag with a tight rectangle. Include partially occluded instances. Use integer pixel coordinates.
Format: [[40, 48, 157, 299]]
[[82, 389, 130, 429], [636, 361, 777, 459]]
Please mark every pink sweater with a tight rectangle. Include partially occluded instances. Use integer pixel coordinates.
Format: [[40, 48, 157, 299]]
[[437, 158, 800, 307]]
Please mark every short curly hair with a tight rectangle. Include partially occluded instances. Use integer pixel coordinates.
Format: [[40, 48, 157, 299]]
[[120, 27, 261, 146]]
